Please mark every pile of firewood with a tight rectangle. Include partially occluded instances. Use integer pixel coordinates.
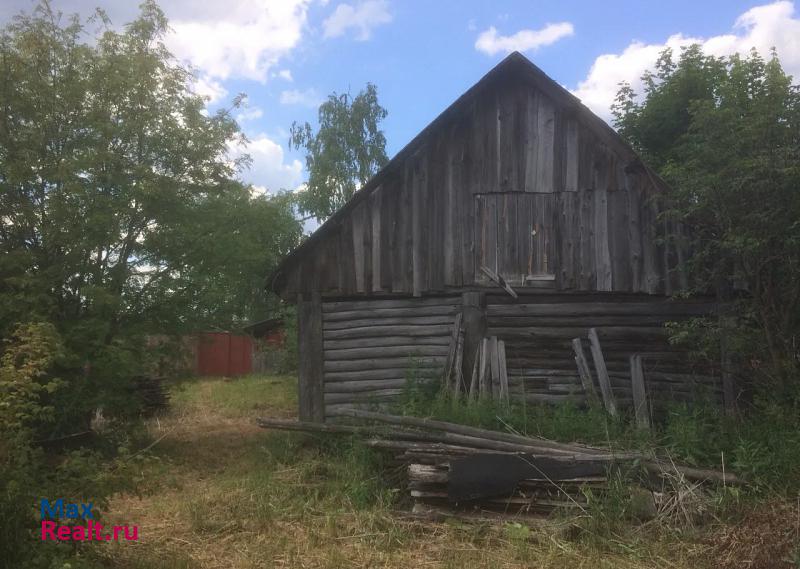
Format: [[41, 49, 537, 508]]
[[132, 375, 171, 416], [256, 409, 741, 520]]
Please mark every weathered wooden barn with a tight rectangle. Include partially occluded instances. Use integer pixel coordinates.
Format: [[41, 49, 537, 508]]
[[271, 52, 724, 422]]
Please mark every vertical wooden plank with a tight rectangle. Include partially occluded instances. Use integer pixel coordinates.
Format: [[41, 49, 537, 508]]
[[461, 291, 486, 388], [535, 95, 555, 193], [524, 89, 539, 192], [498, 339, 509, 406], [578, 188, 595, 290], [640, 185, 660, 294], [498, 193, 519, 283], [444, 134, 456, 286], [484, 194, 498, 275], [351, 202, 366, 293], [588, 328, 617, 416], [594, 182, 612, 291], [478, 338, 489, 399], [630, 354, 650, 429], [370, 187, 382, 292], [564, 117, 579, 192], [572, 338, 597, 401], [625, 170, 644, 293], [468, 346, 480, 400], [489, 335, 500, 399], [608, 185, 631, 292], [297, 292, 324, 422], [498, 85, 514, 192], [442, 312, 463, 391], [411, 155, 423, 297]]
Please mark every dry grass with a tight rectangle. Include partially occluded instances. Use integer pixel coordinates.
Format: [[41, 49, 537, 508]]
[[89, 374, 747, 569]]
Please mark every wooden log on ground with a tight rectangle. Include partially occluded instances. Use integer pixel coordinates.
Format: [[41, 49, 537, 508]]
[[327, 408, 630, 458]]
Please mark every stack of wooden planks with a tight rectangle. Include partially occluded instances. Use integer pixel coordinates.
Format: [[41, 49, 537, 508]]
[[257, 408, 741, 521]]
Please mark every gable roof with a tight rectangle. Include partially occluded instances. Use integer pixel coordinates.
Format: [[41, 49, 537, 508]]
[[269, 51, 664, 295]]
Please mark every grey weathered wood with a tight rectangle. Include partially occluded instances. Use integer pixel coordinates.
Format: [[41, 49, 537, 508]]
[[478, 338, 489, 399], [324, 336, 451, 350], [452, 326, 465, 395], [489, 336, 500, 398], [298, 292, 324, 422], [497, 339, 509, 405], [587, 328, 617, 416], [629, 354, 649, 429], [468, 345, 480, 400], [324, 324, 452, 340], [325, 346, 448, 361], [323, 314, 454, 330], [370, 187, 383, 292], [571, 338, 598, 401], [442, 312, 463, 391], [479, 265, 518, 298], [460, 292, 485, 387]]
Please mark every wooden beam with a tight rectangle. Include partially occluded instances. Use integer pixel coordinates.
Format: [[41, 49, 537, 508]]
[[489, 336, 500, 399], [587, 328, 617, 416], [460, 291, 486, 388], [571, 338, 598, 402], [629, 354, 649, 429], [479, 265, 518, 298], [297, 292, 325, 422], [498, 339, 509, 406]]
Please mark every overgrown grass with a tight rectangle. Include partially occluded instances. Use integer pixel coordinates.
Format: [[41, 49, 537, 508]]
[[395, 374, 800, 495], [78, 374, 800, 569]]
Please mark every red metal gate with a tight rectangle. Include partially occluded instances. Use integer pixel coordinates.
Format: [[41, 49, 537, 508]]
[[196, 332, 253, 377]]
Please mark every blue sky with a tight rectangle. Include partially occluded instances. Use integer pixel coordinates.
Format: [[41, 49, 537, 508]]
[[3, 0, 800, 199]]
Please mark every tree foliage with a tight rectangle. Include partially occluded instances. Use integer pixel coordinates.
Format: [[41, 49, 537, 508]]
[[289, 83, 388, 221], [613, 46, 800, 392], [0, 1, 301, 426]]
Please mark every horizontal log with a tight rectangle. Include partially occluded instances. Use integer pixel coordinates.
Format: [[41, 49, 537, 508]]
[[325, 346, 449, 361], [486, 302, 713, 317], [325, 368, 438, 382], [323, 297, 459, 312], [324, 305, 457, 322], [488, 316, 679, 327], [324, 389, 404, 404], [487, 326, 667, 339], [325, 378, 431, 393], [324, 336, 452, 350], [325, 325, 452, 340], [324, 356, 443, 373], [323, 315, 455, 331]]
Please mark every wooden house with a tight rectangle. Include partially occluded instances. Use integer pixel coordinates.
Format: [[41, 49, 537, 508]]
[[270, 52, 724, 422]]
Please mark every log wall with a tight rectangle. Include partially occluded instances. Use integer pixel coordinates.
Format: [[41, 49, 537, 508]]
[[317, 293, 719, 418], [484, 293, 721, 407], [321, 296, 460, 418]]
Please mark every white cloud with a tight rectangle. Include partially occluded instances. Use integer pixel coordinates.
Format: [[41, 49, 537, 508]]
[[276, 69, 294, 81], [236, 107, 264, 122], [280, 88, 323, 107], [167, 0, 311, 82], [322, 0, 392, 40], [475, 22, 574, 56], [193, 76, 228, 104], [231, 134, 303, 193], [573, 1, 800, 120]]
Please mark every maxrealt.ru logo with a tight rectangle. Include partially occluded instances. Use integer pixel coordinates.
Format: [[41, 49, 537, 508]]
[[40, 499, 138, 542]]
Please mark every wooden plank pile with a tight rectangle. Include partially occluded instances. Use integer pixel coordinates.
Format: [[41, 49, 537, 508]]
[[132, 375, 171, 416], [256, 408, 741, 521]]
